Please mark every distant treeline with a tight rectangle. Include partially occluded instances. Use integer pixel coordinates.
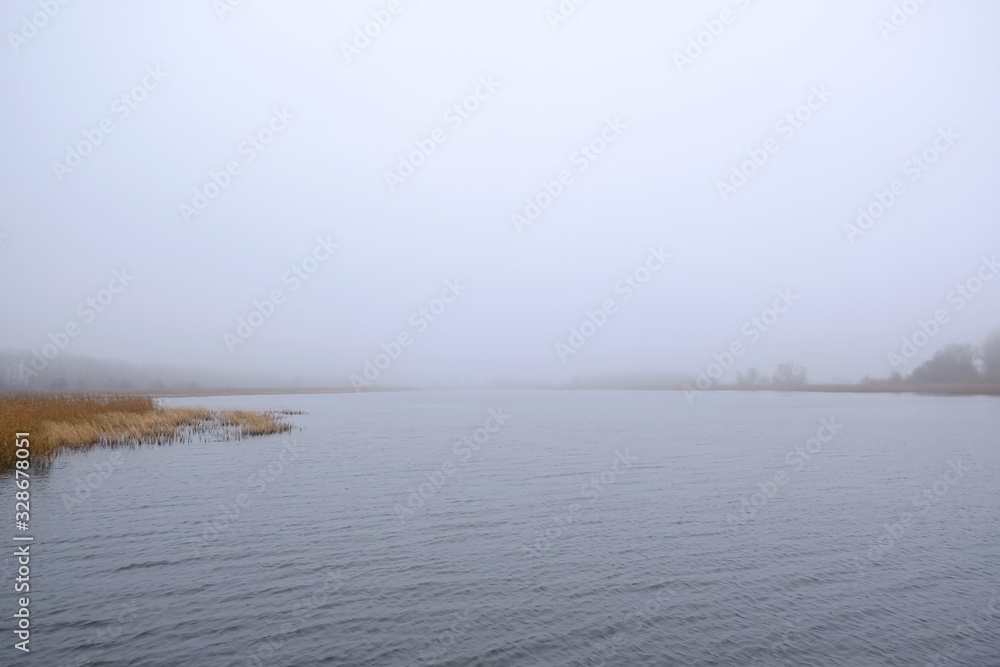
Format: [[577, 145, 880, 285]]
[[0, 351, 296, 393], [730, 329, 1000, 388], [734, 362, 809, 387], [861, 329, 1000, 386], [3, 328, 998, 394]]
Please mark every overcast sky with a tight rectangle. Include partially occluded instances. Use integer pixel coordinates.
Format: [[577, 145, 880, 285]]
[[2, 0, 999, 387]]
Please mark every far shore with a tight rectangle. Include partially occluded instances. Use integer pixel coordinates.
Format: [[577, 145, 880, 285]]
[[4, 384, 999, 399], [0, 387, 387, 398], [694, 383, 1000, 397]]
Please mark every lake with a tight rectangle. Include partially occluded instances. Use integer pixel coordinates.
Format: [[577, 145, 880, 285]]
[[3, 390, 999, 666]]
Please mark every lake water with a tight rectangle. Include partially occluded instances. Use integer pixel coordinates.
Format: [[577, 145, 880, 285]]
[[2, 390, 999, 666]]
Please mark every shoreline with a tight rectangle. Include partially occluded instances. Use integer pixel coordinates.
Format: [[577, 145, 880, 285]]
[[558, 384, 1000, 396], [3, 384, 999, 399]]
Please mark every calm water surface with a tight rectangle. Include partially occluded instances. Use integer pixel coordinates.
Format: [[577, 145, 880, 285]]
[[2, 390, 999, 666]]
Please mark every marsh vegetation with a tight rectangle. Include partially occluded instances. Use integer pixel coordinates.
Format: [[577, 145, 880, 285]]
[[0, 394, 294, 471]]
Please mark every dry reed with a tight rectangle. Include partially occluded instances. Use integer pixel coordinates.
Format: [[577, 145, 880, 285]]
[[0, 394, 292, 471]]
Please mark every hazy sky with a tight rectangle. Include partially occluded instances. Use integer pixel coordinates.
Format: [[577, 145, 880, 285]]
[[2, 0, 999, 387]]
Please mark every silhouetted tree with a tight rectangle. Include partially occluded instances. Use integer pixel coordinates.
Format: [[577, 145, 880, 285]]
[[909, 343, 980, 384], [772, 362, 807, 386], [982, 330, 1000, 383], [736, 367, 762, 385]]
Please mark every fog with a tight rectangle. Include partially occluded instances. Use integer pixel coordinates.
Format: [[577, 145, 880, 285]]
[[2, 0, 999, 389]]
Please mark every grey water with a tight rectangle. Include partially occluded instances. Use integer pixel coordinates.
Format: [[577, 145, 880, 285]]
[[2, 390, 999, 666]]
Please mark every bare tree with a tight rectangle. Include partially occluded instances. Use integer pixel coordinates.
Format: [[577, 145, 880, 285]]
[[909, 343, 980, 384], [772, 362, 808, 387], [983, 330, 1000, 383], [736, 367, 762, 386]]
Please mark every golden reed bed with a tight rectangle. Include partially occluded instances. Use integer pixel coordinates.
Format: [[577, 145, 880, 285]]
[[0, 394, 293, 471]]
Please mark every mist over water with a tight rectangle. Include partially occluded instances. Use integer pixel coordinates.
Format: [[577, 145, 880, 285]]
[[3, 2, 1000, 665], [2, 1, 999, 388]]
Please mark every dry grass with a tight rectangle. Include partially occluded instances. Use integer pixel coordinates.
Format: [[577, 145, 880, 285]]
[[0, 394, 292, 471]]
